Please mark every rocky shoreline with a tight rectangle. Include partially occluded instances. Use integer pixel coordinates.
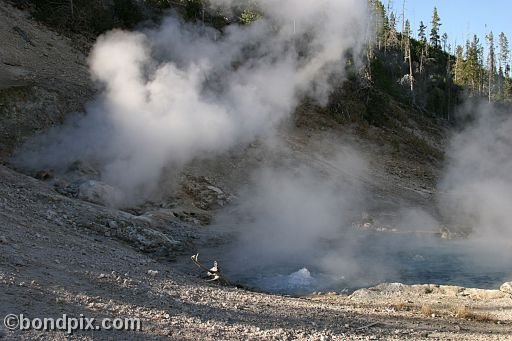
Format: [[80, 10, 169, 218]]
[[1, 164, 511, 340]]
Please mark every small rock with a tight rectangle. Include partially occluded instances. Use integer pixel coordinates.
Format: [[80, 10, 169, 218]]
[[148, 270, 159, 277], [0, 235, 7, 244], [35, 169, 53, 180], [206, 185, 223, 194], [98, 273, 106, 279], [107, 220, 118, 229]]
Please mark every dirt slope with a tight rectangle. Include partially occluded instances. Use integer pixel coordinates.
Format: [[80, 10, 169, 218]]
[[0, 1, 92, 158]]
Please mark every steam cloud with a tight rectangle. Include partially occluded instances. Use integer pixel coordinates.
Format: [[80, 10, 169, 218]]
[[14, 0, 370, 205], [215, 147, 380, 291], [438, 102, 512, 245], [224, 148, 368, 264]]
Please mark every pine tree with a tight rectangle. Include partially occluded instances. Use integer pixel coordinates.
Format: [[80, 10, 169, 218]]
[[465, 35, 483, 95], [369, 0, 387, 51], [486, 31, 496, 102], [400, 0, 406, 52], [418, 21, 427, 43], [387, 12, 399, 49], [430, 7, 441, 49], [418, 21, 427, 72], [497, 32, 510, 100], [499, 32, 509, 77], [404, 19, 411, 39], [441, 33, 448, 52]]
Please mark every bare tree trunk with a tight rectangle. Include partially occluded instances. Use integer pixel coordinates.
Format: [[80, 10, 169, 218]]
[[408, 45, 414, 93], [446, 54, 452, 119], [489, 73, 492, 103], [419, 47, 425, 74], [401, 0, 406, 54], [70, 0, 74, 19]]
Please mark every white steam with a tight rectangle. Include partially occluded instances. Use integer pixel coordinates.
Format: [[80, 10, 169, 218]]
[[217, 148, 372, 279], [438, 103, 512, 244], [14, 0, 370, 205]]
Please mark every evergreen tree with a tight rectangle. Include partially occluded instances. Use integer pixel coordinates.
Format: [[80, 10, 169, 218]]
[[387, 12, 399, 49], [404, 19, 411, 39], [499, 32, 509, 77], [418, 21, 427, 72], [465, 35, 483, 95], [441, 33, 448, 52], [418, 21, 427, 43], [497, 32, 510, 100], [369, 0, 387, 51], [430, 7, 441, 48], [486, 31, 496, 102]]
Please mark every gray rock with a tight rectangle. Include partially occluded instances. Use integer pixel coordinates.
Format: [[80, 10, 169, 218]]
[[107, 220, 118, 229], [77, 180, 123, 206], [147, 270, 159, 277]]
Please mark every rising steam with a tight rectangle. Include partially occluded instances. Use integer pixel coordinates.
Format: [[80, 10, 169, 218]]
[[14, 0, 370, 205], [438, 102, 512, 245]]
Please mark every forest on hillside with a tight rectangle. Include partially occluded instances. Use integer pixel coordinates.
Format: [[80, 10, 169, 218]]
[[368, 1, 512, 110], [12, 0, 512, 121]]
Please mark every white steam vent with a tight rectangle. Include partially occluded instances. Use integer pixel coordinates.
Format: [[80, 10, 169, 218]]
[[14, 0, 371, 206]]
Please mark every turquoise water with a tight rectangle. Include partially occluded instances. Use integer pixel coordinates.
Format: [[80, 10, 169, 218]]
[[210, 234, 512, 295]]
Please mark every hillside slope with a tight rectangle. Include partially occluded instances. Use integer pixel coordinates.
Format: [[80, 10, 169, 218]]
[[0, 1, 92, 159]]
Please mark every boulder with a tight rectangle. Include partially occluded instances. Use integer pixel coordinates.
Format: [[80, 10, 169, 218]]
[[77, 180, 123, 206]]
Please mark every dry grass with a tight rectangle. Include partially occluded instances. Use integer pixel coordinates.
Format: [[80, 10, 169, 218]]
[[453, 306, 495, 322], [391, 302, 411, 312], [421, 304, 434, 316]]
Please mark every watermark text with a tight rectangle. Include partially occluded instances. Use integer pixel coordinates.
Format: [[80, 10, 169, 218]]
[[3, 314, 141, 334]]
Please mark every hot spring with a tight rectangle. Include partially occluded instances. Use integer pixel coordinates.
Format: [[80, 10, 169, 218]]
[[198, 231, 512, 296]]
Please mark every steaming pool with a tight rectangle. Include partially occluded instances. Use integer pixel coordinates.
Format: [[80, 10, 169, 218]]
[[201, 233, 512, 296]]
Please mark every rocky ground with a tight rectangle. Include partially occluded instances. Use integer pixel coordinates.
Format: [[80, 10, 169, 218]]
[[1, 165, 511, 340], [1, 2, 511, 340]]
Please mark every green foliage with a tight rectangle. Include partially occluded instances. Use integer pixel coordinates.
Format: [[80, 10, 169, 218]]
[[239, 8, 261, 25], [365, 87, 390, 127], [113, 0, 143, 28], [181, 0, 205, 21], [370, 57, 400, 99], [144, 0, 171, 9], [418, 21, 427, 44], [32, 0, 142, 33], [430, 7, 441, 48]]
